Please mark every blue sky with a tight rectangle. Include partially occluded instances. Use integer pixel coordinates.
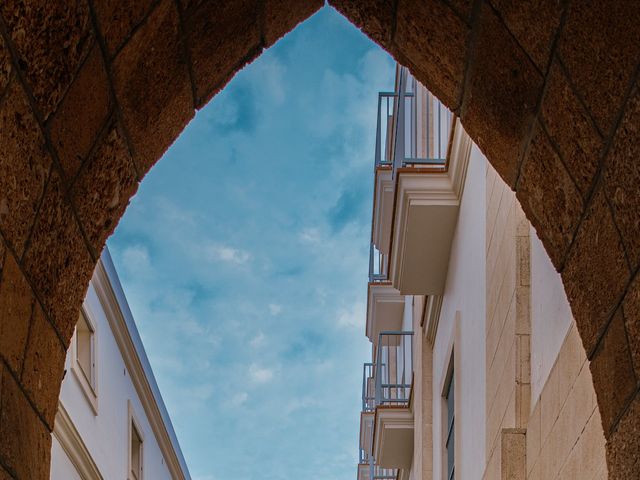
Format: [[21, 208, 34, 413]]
[[107, 7, 394, 480]]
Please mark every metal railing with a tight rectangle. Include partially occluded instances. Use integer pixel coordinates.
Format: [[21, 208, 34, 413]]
[[359, 450, 398, 480], [369, 458, 398, 480], [375, 331, 414, 407], [362, 362, 376, 412], [374, 67, 453, 178], [369, 242, 388, 283]]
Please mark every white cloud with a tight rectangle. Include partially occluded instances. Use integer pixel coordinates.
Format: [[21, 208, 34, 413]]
[[205, 244, 251, 265], [299, 227, 322, 245], [122, 244, 152, 275], [248, 363, 274, 384], [249, 332, 266, 348], [268, 303, 282, 316], [230, 392, 249, 407], [337, 301, 366, 330]]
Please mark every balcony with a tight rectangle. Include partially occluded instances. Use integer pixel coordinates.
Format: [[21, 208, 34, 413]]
[[359, 363, 375, 460], [373, 331, 414, 470], [365, 281, 404, 345], [358, 449, 398, 480], [371, 66, 472, 295]]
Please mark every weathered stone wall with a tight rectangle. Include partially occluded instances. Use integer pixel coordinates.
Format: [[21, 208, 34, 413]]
[[0, 1, 638, 478]]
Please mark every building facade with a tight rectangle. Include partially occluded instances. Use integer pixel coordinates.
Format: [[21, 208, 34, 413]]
[[358, 66, 608, 480], [50, 249, 190, 480]]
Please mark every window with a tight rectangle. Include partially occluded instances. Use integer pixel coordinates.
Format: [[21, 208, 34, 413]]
[[129, 406, 144, 480], [71, 308, 98, 413], [444, 364, 455, 480], [76, 311, 95, 387]]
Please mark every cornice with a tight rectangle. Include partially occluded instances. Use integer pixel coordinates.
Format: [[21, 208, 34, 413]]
[[92, 249, 190, 480]]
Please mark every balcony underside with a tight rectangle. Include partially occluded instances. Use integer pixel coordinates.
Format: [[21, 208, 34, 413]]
[[373, 407, 414, 469], [360, 411, 375, 455], [357, 463, 369, 480], [389, 119, 472, 295], [366, 283, 404, 344], [372, 167, 394, 255]]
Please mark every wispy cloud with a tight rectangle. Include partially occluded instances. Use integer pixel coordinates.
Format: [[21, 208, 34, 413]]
[[249, 332, 266, 348], [337, 301, 366, 330], [108, 6, 394, 480], [205, 244, 251, 265], [248, 363, 275, 384], [268, 303, 282, 316]]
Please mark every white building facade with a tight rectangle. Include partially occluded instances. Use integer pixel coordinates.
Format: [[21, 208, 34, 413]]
[[51, 249, 190, 480], [358, 66, 608, 480]]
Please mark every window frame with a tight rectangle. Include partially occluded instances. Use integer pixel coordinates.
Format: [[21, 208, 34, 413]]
[[70, 307, 98, 414], [128, 401, 145, 480], [443, 357, 455, 480]]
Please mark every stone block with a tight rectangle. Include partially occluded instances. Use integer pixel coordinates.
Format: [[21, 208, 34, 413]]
[[22, 171, 94, 345], [558, 0, 640, 135], [0, 253, 33, 375], [0, 463, 11, 480], [517, 124, 583, 270], [0, 366, 51, 480], [461, 2, 543, 187], [589, 309, 637, 435], [490, 0, 564, 71], [0, 234, 4, 277], [0, 78, 51, 257], [328, 0, 396, 50], [113, 0, 194, 174], [185, 0, 262, 107], [540, 361, 559, 443], [49, 45, 112, 180], [557, 324, 586, 402], [562, 188, 630, 357], [394, 0, 469, 110], [71, 121, 138, 256], [0, 34, 11, 96], [500, 428, 526, 480], [623, 273, 640, 378], [576, 407, 606, 478], [21, 303, 65, 430], [0, 0, 93, 119], [264, 0, 323, 47], [526, 400, 541, 474], [93, 0, 156, 56], [540, 61, 603, 197], [605, 392, 640, 479], [603, 81, 640, 270]]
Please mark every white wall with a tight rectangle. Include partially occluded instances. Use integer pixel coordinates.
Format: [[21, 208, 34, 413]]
[[432, 145, 486, 480], [52, 282, 173, 480], [50, 436, 82, 480], [530, 228, 574, 404]]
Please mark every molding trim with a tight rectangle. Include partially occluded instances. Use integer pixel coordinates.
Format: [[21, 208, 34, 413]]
[[372, 407, 415, 469], [92, 250, 190, 480], [53, 402, 103, 480], [423, 295, 443, 347]]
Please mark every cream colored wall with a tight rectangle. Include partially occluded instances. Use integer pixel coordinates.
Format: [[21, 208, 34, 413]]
[[481, 156, 606, 480], [530, 230, 573, 403], [526, 322, 607, 480], [483, 157, 531, 480], [432, 144, 486, 480]]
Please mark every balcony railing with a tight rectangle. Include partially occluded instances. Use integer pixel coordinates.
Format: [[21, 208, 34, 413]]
[[362, 362, 376, 412], [370, 460, 398, 480], [374, 67, 453, 178], [375, 331, 414, 407], [369, 242, 389, 283]]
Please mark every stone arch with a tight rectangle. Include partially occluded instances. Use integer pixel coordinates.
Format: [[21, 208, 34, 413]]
[[0, 0, 638, 478]]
